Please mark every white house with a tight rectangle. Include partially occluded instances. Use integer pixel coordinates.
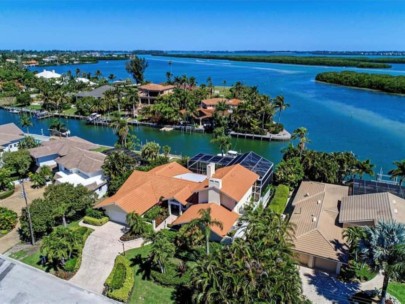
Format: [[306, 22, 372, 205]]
[[0, 123, 25, 155], [35, 69, 61, 79]]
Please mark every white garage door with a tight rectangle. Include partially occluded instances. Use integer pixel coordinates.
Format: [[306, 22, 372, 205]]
[[104, 205, 127, 224]]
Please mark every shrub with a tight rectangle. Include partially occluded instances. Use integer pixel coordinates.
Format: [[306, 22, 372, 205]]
[[85, 208, 104, 219], [0, 207, 18, 231], [105, 255, 134, 302], [110, 263, 126, 290], [151, 262, 192, 286], [0, 187, 15, 200], [83, 216, 109, 226], [144, 206, 163, 222], [268, 122, 284, 134], [64, 257, 78, 272], [269, 185, 289, 214]]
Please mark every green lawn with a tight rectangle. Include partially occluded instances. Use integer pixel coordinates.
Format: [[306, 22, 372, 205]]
[[388, 282, 405, 303], [61, 107, 77, 115], [91, 146, 111, 153], [27, 104, 42, 110], [125, 246, 175, 304], [214, 85, 231, 97]]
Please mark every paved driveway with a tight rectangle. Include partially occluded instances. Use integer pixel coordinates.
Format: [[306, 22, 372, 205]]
[[70, 221, 143, 294], [300, 266, 383, 304]]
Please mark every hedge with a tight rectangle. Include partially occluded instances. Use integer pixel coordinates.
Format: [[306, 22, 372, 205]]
[[105, 255, 134, 302], [0, 187, 15, 200], [269, 185, 290, 214], [0, 206, 18, 231], [151, 262, 192, 286], [83, 216, 109, 226], [110, 263, 126, 289]]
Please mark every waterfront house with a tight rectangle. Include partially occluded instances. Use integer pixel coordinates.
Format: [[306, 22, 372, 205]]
[[138, 83, 175, 105], [29, 137, 107, 197], [75, 85, 114, 99], [22, 60, 39, 67], [289, 181, 349, 274], [0, 123, 25, 155], [35, 69, 62, 79], [96, 160, 260, 239], [201, 98, 241, 110]]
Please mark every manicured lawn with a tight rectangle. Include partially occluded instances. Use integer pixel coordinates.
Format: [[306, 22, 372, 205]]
[[388, 282, 405, 303], [214, 85, 231, 97], [125, 246, 175, 304], [91, 146, 111, 153], [62, 107, 77, 115], [27, 104, 42, 110]]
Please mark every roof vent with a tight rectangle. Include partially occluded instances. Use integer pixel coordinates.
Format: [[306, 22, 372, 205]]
[[305, 192, 310, 197], [394, 208, 398, 214], [317, 199, 321, 204], [393, 200, 396, 204], [312, 215, 317, 222]]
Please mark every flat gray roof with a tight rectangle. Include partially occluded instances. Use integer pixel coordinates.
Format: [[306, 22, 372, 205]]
[[0, 255, 117, 304]]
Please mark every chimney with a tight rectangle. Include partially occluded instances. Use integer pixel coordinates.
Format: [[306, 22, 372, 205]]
[[207, 163, 215, 178]]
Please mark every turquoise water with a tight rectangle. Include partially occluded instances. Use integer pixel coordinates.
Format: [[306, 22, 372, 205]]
[[2, 55, 405, 171]]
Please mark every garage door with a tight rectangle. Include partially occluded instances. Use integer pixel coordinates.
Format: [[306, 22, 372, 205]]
[[297, 253, 310, 266], [104, 205, 127, 224], [314, 257, 337, 273]]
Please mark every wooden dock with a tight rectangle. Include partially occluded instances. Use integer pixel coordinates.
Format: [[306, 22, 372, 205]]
[[229, 130, 291, 141]]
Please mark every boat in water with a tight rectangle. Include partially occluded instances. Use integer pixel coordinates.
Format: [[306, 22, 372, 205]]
[[87, 113, 102, 123]]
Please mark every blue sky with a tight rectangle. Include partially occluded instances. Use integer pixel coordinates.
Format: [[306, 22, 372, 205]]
[[0, 0, 404, 51]]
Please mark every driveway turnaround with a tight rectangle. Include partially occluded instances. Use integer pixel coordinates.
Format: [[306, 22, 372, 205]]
[[70, 221, 143, 294], [0, 255, 116, 304]]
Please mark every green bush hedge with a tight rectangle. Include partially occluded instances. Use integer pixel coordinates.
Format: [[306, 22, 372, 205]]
[[0, 206, 18, 231], [151, 262, 191, 286], [269, 185, 289, 214], [0, 187, 15, 200], [64, 257, 78, 272], [83, 216, 109, 226], [85, 208, 105, 219], [110, 263, 126, 290], [105, 255, 134, 302]]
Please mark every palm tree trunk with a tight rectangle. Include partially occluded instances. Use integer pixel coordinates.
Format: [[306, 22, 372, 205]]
[[206, 232, 210, 255], [62, 214, 67, 227], [380, 273, 389, 304]]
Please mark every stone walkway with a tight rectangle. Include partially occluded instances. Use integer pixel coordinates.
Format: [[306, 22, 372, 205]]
[[70, 221, 143, 294], [300, 266, 384, 304]]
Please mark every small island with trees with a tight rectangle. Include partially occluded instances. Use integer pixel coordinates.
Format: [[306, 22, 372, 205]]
[[315, 71, 405, 94]]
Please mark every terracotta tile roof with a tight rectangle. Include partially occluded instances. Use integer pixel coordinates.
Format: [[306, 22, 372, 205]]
[[173, 203, 239, 237], [339, 192, 405, 224], [227, 99, 242, 106], [201, 98, 227, 106], [289, 181, 349, 261], [96, 163, 202, 215], [29, 136, 99, 158], [0, 123, 24, 147], [56, 148, 106, 173], [194, 164, 259, 202], [139, 83, 175, 92]]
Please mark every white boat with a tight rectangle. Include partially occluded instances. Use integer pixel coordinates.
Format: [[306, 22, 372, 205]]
[[87, 113, 101, 122], [9, 109, 20, 114]]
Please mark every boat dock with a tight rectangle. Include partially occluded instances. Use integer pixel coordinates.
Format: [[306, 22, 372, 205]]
[[229, 129, 291, 141]]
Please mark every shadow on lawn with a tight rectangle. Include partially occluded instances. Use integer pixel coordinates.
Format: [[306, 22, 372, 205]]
[[129, 254, 152, 280]]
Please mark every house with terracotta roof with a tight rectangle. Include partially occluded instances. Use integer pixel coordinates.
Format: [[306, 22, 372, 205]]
[[96, 161, 260, 240], [29, 137, 107, 197], [201, 98, 242, 110], [0, 123, 25, 154], [138, 83, 175, 105]]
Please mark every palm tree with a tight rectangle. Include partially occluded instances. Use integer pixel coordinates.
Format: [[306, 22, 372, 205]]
[[388, 160, 405, 187], [355, 159, 375, 179], [211, 127, 231, 156], [20, 113, 33, 134], [343, 226, 366, 260], [126, 212, 148, 237], [189, 207, 223, 255], [273, 95, 290, 123], [148, 232, 175, 273], [292, 127, 309, 157], [141, 142, 160, 162], [108, 73, 116, 82], [359, 221, 405, 304], [95, 70, 102, 79]]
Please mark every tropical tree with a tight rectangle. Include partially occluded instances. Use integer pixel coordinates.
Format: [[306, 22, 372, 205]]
[[343, 226, 366, 260], [126, 212, 149, 237], [2, 149, 32, 177], [292, 127, 309, 156], [188, 207, 223, 255], [141, 142, 160, 162], [355, 159, 375, 179], [211, 127, 231, 156], [18, 136, 40, 149], [358, 221, 405, 304], [162, 145, 171, 158], [388, 160, 405, 187], [110, 115, 134, 148], [148, 232, 176, 273], [273, 95, 290, 123], [40, 227, 81, 269], [0, 168, 12, 191], [20, 113, 33, 134], [108, 73, 116, 82], [125, 56, 148, 84]]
